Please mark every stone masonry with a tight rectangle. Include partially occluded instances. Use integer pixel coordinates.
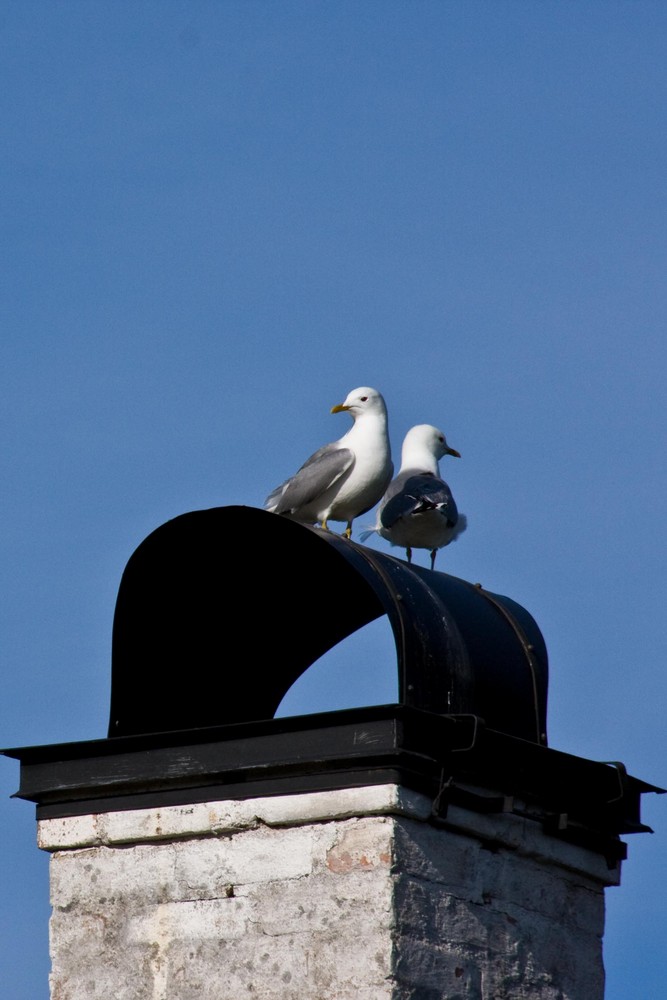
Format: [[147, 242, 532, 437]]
[[39, 784, 620, 1000]]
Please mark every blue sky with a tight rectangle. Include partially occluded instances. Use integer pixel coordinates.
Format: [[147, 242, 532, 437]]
[[1, 2, 666, 995]]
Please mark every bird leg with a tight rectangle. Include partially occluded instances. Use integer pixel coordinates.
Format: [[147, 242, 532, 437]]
[[430, 549, 437, 571], [406, 547, 412, 563], [343, 521, 353, 539], [320, 519, 329, 531]]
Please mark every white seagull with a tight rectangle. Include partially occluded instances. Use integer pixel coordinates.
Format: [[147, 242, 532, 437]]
[[361, 423, 467, 569], [264, 386, 393, 539]]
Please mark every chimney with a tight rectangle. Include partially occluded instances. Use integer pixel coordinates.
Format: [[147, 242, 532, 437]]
[[3, 505, 661, 999]]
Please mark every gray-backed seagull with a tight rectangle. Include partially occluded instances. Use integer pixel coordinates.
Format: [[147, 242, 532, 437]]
[[264, 386, 393, 539], [361, 423, 466, 569]]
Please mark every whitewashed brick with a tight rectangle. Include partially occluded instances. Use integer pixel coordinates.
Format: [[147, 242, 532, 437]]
[[38, 784, 433, 850], [44, 786, 618, 1000]]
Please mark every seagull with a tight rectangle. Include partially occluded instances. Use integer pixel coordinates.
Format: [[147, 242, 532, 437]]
[[361, 423, 466, 569], [264, 386, 393, 539]]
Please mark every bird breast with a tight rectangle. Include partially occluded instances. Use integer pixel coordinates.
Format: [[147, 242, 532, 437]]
[[326, 423, 391, 519]]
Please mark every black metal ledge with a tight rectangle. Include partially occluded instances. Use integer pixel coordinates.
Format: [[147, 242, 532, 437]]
[[3, 705, 661, 865]]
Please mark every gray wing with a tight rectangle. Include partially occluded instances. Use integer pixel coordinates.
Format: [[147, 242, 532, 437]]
[[265, 444, 354, 514], [380, 473, 458, 529]]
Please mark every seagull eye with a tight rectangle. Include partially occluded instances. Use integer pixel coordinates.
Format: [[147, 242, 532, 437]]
[[360, 396, 368, 402]]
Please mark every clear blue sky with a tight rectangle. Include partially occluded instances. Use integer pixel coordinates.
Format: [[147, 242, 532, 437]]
[[1, 2, 666, 996]]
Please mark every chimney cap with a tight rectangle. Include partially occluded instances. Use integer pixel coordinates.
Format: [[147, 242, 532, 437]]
[[108, 505, 548, 743]]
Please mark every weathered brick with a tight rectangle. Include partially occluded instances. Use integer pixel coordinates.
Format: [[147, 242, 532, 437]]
[[44, 786, 616, 999]]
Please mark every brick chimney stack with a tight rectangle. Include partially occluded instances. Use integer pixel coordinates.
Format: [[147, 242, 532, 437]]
[[4, 507, 660, 998]]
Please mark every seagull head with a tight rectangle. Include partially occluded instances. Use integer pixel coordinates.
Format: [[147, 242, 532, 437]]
[[401, 424, 461, 469], [331, 386, 387, 419]]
